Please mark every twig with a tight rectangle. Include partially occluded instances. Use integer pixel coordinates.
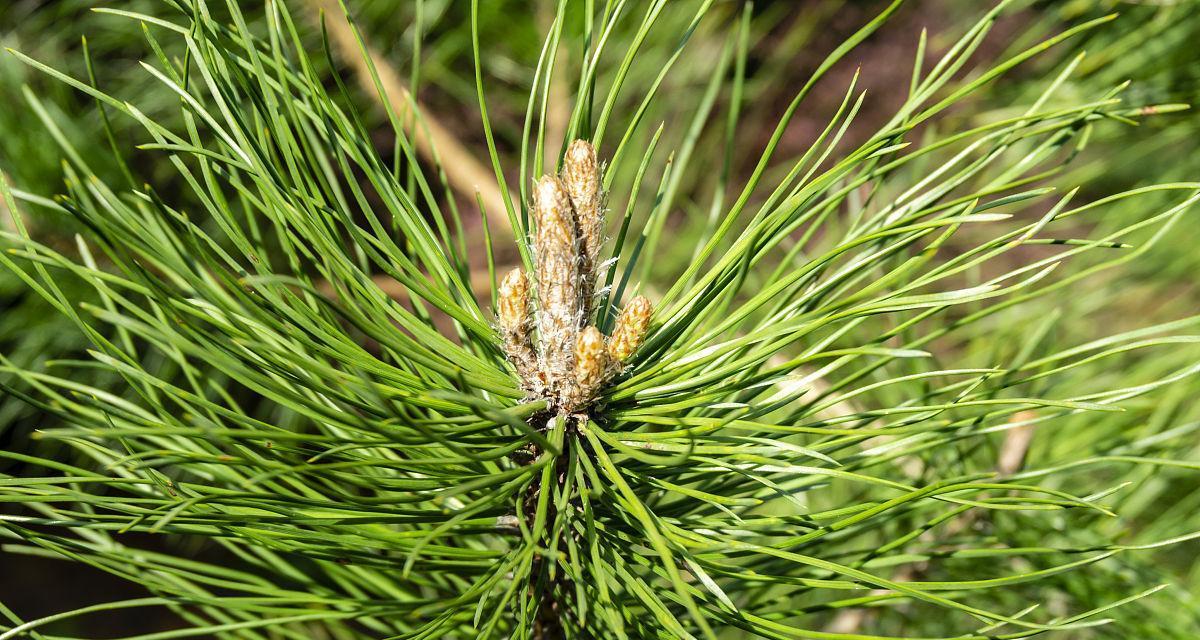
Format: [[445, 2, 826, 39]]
[[996, 411, 1037, 477], [317, 270, 500, 300], [305, 0, 513, 240]]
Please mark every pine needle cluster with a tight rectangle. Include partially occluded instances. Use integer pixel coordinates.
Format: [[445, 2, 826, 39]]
[[0, 1, 1199, 639]]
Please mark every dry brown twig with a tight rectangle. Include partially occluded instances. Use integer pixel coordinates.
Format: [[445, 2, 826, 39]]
[[305, 0, 513, 241]]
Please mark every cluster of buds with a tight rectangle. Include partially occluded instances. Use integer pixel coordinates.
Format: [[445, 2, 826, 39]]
[[496, 140, 652, 413]]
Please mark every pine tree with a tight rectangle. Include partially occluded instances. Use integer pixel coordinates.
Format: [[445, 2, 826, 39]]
[[2, 1, 1200, 638]]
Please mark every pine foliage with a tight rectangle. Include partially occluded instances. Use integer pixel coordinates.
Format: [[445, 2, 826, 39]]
[[2, 1, 1200, 638]]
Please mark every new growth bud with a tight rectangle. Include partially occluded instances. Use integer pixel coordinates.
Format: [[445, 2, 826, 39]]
[[562, 140, 604, 314], [498, 268, 530, 332], [609, 296, 652, 364], [496, 141, 644, 414], [497, 268, 542, 392], [533, 176, 584, 392], [563, 141, 603, 265], [568, 326, 609, 410]]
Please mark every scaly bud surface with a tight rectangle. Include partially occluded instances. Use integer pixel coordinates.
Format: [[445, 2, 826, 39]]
[[562, 140, 604, 315], [498, 146, 643, 414], [609, 296, 652, 364], [567, 326, 609, 410], [498, 268, 529, 332], [562, 140, 603, 265], [497, 268, 541, 392], [533, 176, 584, 394]]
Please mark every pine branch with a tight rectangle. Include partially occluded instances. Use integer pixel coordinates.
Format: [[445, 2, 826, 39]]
[[1, 2, 1199, 638]]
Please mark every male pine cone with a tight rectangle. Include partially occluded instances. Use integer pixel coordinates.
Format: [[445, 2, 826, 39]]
[[496, 140, 652, 413]]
